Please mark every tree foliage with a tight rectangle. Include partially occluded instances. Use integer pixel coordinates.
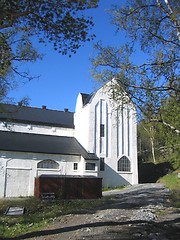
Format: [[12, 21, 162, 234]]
[[91, 0, 180, 126], [138, 96, 180, 169], [0, 0, 98, 101]]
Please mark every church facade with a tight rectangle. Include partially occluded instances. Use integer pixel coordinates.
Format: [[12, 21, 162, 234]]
[[0, 81, 138, 198]]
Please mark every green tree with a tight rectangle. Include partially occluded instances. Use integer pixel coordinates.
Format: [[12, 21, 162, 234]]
[[138, 122, 157, 163], [0, 0, 98, 101], [91, 0, 180, 132], [156, 96, 180, 169], [138, 96, 180, 169]]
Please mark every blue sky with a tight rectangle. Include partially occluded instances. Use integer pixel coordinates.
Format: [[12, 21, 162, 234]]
[[7, 1, 129, 112]]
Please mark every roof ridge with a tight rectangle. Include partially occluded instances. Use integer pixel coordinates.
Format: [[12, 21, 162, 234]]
[[0, 103, 74, 113]]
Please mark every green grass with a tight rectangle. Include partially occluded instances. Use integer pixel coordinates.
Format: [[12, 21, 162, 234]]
[[158, 171, 180, 190], [0, 197, 110, 238], [158, 171, 180, 208]]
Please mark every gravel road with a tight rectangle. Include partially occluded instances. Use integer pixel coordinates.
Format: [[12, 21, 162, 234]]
[[4, 183, 180, 240]]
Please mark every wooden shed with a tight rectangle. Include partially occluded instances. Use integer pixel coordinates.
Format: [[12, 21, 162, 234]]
[[34, 175, 102, 199]]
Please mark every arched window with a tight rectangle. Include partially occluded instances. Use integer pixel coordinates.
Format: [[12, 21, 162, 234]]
[[117, 156, 131, 172], [37, 159, 59, 169]]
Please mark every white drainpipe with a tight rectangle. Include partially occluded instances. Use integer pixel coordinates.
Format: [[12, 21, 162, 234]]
[[4, 158, 12, 197]]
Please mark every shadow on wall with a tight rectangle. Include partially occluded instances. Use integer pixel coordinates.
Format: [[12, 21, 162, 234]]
[[102, 164, 130, 188], [138, 161, 173, 183]]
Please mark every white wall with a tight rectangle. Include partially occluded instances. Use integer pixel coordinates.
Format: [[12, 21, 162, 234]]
[[0, 122, 74, 137], [74, 81, 138, 187], [0, 151, 98, 198], [74, 93, 90, 150], [0, 80, 138, 197]]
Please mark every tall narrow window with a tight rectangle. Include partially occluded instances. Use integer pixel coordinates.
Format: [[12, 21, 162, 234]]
[[73, 163, 78, 170], [121, 107, 124, 155], [117, 156, 131, 172], [127, 108, 130, 156], [100, 124, 105, 137], [100, 158, 105, 171]]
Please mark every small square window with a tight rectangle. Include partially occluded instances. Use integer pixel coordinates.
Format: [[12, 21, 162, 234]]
[[73, 163, 78, 170], [85, 163, 96, 171]]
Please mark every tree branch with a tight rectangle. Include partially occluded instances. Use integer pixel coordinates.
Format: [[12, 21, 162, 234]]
[[150, 118, 180, 135], [163, 0, 180, 41]]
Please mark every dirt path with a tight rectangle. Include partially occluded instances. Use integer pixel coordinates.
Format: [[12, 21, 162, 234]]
[[6, 183, 180, 240]]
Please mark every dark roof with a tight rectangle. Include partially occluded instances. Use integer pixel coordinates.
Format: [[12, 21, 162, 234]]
[[0, 104, 74, 128], [0, 131, 99, 160]]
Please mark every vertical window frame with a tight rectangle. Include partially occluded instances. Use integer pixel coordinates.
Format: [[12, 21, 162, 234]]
[[100, 124, 105, 137], [73, 163, 78, 171], [100, 158, 105, 171]]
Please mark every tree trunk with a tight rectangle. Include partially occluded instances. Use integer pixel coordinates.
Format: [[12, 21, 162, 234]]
[[150, 136, 156, 163]]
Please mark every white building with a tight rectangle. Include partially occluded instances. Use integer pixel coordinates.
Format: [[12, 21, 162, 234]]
[[0, 81, 138, 197]]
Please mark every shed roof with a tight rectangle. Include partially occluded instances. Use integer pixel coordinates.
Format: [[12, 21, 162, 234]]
[[0, 104, 74, 128], [0, 131, 98, 160], [39, 175, 101, 179]]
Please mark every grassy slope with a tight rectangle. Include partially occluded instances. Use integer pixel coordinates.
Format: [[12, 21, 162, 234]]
[[158, 171, 180, 189], [158, 171, 180, 208]]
